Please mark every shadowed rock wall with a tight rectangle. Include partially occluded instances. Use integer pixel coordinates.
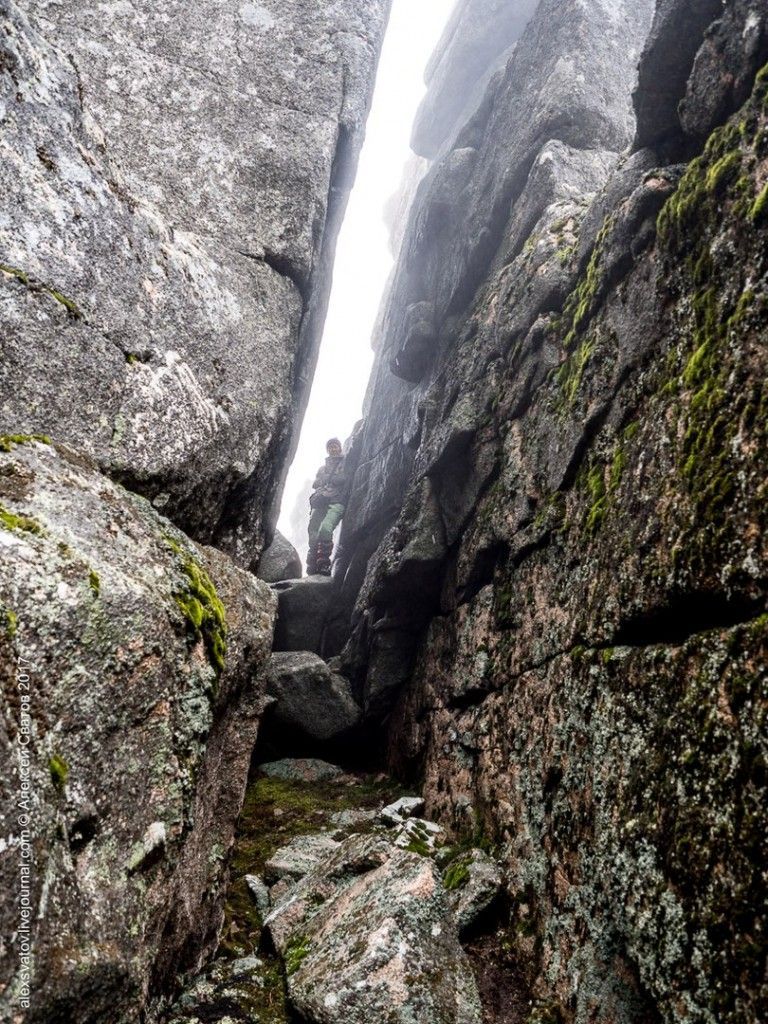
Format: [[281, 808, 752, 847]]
[[335, 1, 768, 1020], [0, 0, 390, 570]]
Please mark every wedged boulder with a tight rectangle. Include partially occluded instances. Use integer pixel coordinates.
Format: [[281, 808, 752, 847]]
[[258, 530, 302, 583], [0, 0, 390, 567], [265, 652, 361, 746], [0, 438, 275, 1022], [265, 833, 482, 1024], [272, 576, 334, 654]]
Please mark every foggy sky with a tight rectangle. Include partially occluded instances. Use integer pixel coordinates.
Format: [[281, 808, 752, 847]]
[[277, 0, 456, 556]]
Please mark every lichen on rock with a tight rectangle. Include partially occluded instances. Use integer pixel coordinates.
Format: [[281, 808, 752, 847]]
[[0, 440, 276, 1022], [328, 3, 768, 1022]]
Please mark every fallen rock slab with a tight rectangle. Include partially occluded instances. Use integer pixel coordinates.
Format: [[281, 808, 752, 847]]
[[379, 795, 426, 824], [393, 816, 446, 854], [265, 833, 341, 884], [266, 833, 482, 1024], [257, 758, 345, 783], [245, 875, 271, 918], [266, 651, 361, 745]]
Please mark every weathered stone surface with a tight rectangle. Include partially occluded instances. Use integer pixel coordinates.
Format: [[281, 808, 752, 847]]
[[257, 758, 344, 784], [0, 0, 390, 569], [444, 850, 503, 938], [680, 0, 768, 141], [166, 955, 274, 1024], [265, 652, 361, 747], [392, 816, 445, 853], [265, 833, 482, 1024], [258, 530, 302, 584], [0, 438, 275, 1022], [272, 576, 334, 654], [245, 875, 271, 918], [336, 0, 654, 660], [411, 0, 539, 158], [334, 3, 768, 1022], [632, 0, 723, 153], [379, 795, 425, 824], [265, 833, 341, 885]]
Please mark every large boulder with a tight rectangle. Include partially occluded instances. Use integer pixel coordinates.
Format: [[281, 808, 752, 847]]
[[272, 576, 334, 654], [265, 652, 361, 747], [258, 530, 302, 584], [680, 0, 768, 141], [0, 0, 390, 568], [0, 437, 275, 1022], [265, 833, 482, 1024], [632, 0, 723, 152]]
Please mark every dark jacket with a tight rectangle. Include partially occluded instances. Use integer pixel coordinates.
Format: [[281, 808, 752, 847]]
[[310, 455, 349, 507]]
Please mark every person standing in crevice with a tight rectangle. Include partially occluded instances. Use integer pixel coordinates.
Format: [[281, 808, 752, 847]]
[[306, 437, 348, 576]]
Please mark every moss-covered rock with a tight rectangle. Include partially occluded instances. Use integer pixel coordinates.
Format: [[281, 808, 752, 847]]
[[0, 441, 275, 1022], [332, 11, 768, 1024]]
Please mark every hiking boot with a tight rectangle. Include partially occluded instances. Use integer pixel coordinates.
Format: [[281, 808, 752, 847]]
[[315, 540, 333, 576]]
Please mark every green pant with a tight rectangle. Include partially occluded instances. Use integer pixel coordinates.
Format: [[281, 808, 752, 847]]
[[308, 503, 345, 546]]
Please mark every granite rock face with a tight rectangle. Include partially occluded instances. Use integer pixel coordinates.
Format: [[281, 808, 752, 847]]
[[0, 0, 390, 569], [0, 438, 275, 1022], [411, 0, 539, 158], [265, 832, 483, 1024], [336, 1, 768, 1021]]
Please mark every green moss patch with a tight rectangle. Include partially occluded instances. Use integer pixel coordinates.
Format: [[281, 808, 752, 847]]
[[166, 537, 227, 677], [443, 855, 471, 891], [49, 753, 69, 790], [578, 430, 633, 537], [559, 215, 614, 353], [0, 434, 51, 453], [284, 934, 311, 976], [651, 64, 768, 573], [749, 180, 768, 222], [0, 263, 82, 319], [0, 504, 44, 536], [655, 65, 768, 565]]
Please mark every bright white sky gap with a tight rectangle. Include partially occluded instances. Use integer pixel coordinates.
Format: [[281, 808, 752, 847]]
[[277, 0, 456, 556]]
